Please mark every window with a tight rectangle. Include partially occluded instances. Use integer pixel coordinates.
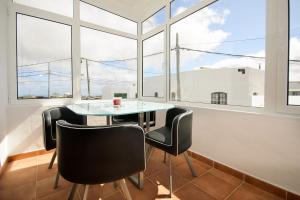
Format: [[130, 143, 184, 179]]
[[171, 0, 202, 17], [211, 92, 227, 105], [142, 32, 165, 97], [80, 1, 137, 35], [142, 7, 166, 34], [80, 27, 137, 100], [15, 0, 73, 17], [288, 0, 300, 105], [170, 0, 265, 107], [17, 14, 72, 99]]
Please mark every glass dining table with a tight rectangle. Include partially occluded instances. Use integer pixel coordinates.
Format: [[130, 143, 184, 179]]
[[67, 100, 174, 189]]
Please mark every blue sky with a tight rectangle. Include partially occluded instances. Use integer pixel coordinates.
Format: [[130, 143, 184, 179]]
[[168, 0, 266, 73], [290, 0, 300, 38]]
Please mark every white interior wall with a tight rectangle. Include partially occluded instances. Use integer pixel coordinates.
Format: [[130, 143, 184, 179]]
[[0, 0, 8, 167]]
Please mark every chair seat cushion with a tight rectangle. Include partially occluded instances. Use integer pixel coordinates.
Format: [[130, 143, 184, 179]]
[[145, 127, 172, 146]]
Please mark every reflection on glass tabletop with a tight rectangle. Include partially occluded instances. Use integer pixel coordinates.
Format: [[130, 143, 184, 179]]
[[67, 100, 175, 116]]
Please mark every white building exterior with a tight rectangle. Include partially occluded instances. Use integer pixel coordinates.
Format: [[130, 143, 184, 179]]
[[102, 83, 137, 99], [144, 67, 265, 107]]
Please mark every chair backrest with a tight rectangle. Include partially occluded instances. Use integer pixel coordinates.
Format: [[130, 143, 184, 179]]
[[42, 107, 87, 150], [56, 121, 145, 184], [165, 107, 193, 155]]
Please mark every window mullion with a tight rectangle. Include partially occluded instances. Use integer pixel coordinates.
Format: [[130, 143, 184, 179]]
[[72, 0, 81, 102]]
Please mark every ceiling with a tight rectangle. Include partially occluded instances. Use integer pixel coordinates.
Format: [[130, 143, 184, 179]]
[[91, 0, 167, 21]]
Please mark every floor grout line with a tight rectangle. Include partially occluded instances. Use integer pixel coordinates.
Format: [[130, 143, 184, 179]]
[[174, 167, 214, 194], [224, 181, 244, 200]]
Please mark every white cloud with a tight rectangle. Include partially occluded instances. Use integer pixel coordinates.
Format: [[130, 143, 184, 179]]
[[175, 6, 188, 16], [170, 7, 231, 67]]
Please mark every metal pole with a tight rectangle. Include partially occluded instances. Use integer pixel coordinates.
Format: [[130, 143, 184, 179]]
[[175, 33, 181, 101], [48, 62, 50, 98], [85, 59, 91, 98]]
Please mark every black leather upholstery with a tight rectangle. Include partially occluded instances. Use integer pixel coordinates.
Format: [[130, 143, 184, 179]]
[[112, 111, 156, 128], [42, 107, 87, 151], [56, 121, 145, 184], [145, 107, 193, 156]]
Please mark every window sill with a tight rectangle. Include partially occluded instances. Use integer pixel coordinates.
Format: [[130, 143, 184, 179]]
[[168, 100, 300, 120]]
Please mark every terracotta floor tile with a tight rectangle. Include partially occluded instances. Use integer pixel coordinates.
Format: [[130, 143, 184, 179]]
[[37, 187, 81, 200], [36, 175, 72, 199], [100, 183, 120, 198], [192, 170, 241, 200], [148, 167, 191, 194], [7, 157, 38, 172], [127, 178, 160, 200], [0, 165, 36, 189], [0, 182, 36, 200], [103, 191, 126, 200], [228, 183, 284, 200], [174, 183, 217, 200], [37, 163, 58, 181], [145, 157, 168, 177], [148, 148, 165, 161], [171, 154, 186, 167], [209, 168, 242, 186], [37, 152, 56, 166], [173, 158, 212, 180], [0, 152, 288, 200], [76, 183, 120, 199], [74, 184, 103, 200]]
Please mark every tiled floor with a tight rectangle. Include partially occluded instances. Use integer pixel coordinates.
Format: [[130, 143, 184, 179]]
[[0, 149, 283, 200]]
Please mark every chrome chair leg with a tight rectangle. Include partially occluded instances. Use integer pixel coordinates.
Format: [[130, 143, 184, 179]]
[[146, 145, 153, 164], [83, 185, 89, 200], [68, 183, 78, 200], [119, 179, 132, 200], [163, 152, 167, 163], [138, 171, 144, 189], [48, 150, 56, 169], [54, 172, 60, 189], [168, 154, 172, 198], [183, 152, 197, 177]]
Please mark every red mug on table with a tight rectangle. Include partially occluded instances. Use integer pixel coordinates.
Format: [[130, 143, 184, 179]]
[[113, 97, 122, 106]]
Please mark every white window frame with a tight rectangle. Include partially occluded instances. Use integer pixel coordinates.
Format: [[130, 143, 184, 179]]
[[276, 0, 300, 114], [7, 0, 138, 106], [142, 0, 298, 116], [6, 0, 299, 116], [141, 28, 167, 102]]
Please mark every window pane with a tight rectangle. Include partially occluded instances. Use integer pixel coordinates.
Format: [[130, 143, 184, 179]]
[[288, 0, 300, 105], [142, 7, 166, 34], [80, 27, 137, 100], [143, 32, 165, 97], [80, 1, 137, 35], [17, 14, 72, 99], [15, 0, 73, 17], [171, 0, 202, 17], [170, 0, 265, 107]]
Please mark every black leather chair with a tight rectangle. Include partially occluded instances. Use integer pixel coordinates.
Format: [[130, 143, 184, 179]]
[[112, 111, 156, 128], [56, 120, 145, 200], [42, 107, 87, 188], [145, 107, 197, 197], [42, 107, 87, 168]]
